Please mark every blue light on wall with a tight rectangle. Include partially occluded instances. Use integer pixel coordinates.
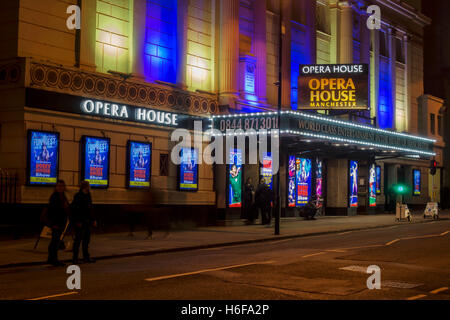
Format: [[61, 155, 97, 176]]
[[144, 0, 177, 83], [291, 26, 312, 110], [378, 57, 393, 129]]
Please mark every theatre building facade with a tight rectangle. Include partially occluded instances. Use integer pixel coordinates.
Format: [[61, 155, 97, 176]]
[[0, 0, 445, 228]]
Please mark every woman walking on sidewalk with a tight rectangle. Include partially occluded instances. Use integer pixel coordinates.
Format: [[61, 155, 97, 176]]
[[70, 181, 97, 264], [46, 180, 70, 266]]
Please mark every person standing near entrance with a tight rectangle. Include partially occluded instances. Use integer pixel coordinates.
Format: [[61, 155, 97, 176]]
[[255, 178, 273, 225], [243, 177, 255, 224], [70, 181, 97, 264], [47, 180, 69, 266]]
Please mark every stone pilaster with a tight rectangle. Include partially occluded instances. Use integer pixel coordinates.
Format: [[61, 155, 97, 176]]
[[329, 0, 340, 64], [370, 29, 380, 123], [176, 0, 188, 89], [130, 0, 146, 79], [303, 0, 317, 64], [281, 0, 291, 108], [219, 0, 240, 107], [79, 0, 97, 71], [339, 1, 353, 64], [254, 0, 267, 104], [404, 34, 411, 132], [360, 13, 370, 64], [388, 27, 397, 130]]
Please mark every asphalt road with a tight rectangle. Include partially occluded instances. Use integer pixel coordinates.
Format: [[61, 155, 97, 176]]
[[1, 219, 449, 300]]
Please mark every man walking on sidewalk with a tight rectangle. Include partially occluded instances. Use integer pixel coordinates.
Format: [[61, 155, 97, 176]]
[[46, 180, 70, 266], [70, 181, 97, 264]]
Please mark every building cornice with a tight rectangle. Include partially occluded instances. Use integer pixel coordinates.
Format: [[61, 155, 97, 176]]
[[373, 0, 431, 27]]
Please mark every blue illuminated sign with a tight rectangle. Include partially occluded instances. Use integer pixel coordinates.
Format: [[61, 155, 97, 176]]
[[179, 148, 199, 191], [82, 136, 110, 188], [128, 141, 151, 189], [28, 130, 59, 185]]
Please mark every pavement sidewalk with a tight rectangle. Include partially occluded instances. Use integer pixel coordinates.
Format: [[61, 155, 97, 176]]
[[0, 212, 448, 269]]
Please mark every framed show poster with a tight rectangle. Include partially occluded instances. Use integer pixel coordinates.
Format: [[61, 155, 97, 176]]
[[295, 157, 312, 207], [349, 160, 358, 207], [369, 163, 376, 207], [413, 169, 421, 196], [27, 130, 60, 186], [228, 148, 243, 208], [81, 136, 110, 188], [375, 165, 381, 194], [127, 141, 151, 189], [178, 147, 199, 191], [287, 155, 296, 207], [260, 152, 273, 189]]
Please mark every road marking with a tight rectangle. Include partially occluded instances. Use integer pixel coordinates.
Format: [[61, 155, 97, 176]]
[[145, 261, 274, 282], [335, 244, 384, 251], [440, 231, 449, 236], [325, 249, 347, 253], [406, 294, 427, 300], [301, 252, 326, 258], [339, 265, 367, 273], [430, 287, 448, 294], [338, 231, 352, 235], [383, 281, 422, 289], [385, 239, 400, 246], [27, 291, 78, 301], [270, 239, 295, 245]]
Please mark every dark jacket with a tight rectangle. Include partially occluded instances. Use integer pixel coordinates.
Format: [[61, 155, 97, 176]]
[[243, 183, 254, 207], [255, 183, 273, 208], [70, 191, 94, 225], [47, 192, 69, 229]]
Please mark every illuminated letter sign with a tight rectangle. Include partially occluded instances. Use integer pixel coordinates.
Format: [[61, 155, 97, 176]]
[[298, 64, 369, 110]]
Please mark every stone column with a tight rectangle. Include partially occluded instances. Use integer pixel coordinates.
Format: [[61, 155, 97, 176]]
[[339, 1, 353, 64], [360, 13, 370, 64], [280, 0, 291, 108], [219, 0, 240, 107], [304, 0, 317, 64], [176, 0, 189, 89], [79, 0, 97, 71], [254, 0, 267, 104], [370, 29, 380, 123], [388, 27, 397, 130], [329, 0, 340, 64], [404, 34, 411, 132], [130, 0, 146, 79]]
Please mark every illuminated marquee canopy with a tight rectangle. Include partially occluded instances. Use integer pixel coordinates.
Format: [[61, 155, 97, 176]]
[[209, 111, 435, 158]]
